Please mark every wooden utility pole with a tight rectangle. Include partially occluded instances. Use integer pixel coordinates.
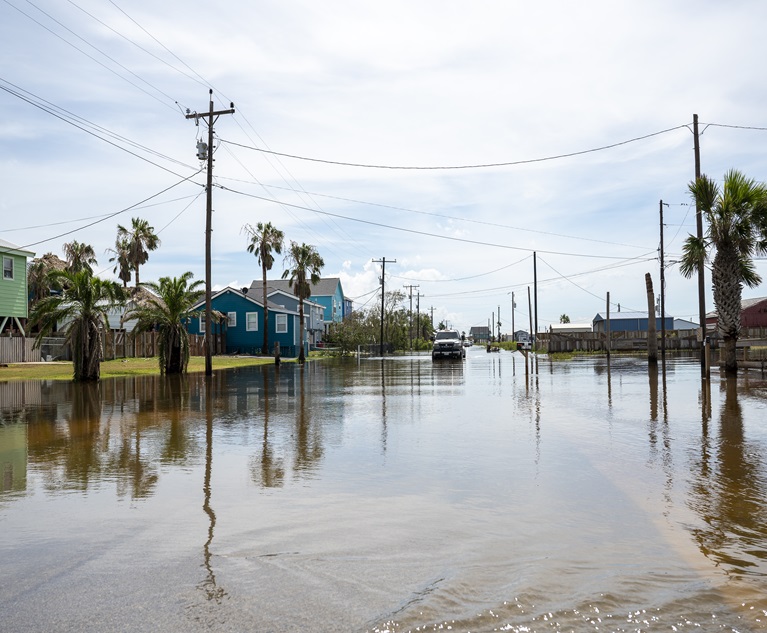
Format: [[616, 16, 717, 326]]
[[373, 257, 395, 356], [693, 114, 707, 378], [511, 291, 515, 342], [659, 200, 667, 364], [606, 291, 611, 360], [404, 284, 419, 350], [186, 90, 234, 376], [646, 273, 657, 363], [533, 252, 538, 352], [416, 290, 421, 345]]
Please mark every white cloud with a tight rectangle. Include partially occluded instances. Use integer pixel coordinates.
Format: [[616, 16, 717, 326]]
[[3, 0, 767, 332]]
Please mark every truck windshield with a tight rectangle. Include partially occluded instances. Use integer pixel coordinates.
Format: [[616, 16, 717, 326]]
[[435, 331, 458, 340]]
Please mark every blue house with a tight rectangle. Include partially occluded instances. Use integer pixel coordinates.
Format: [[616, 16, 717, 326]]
[[249, 277, 349, 334], [592, 310, 674, 333], [186, 287, 305, 356], [245, 285, 324, 348]]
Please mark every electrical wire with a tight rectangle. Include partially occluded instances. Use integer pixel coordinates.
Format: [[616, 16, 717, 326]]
[[219, 184, 657, 261], [17, 171, 203, 250], [218, 124, 689, 170]]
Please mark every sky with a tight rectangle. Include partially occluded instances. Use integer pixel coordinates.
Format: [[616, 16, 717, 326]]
[[3, 0, 767, 335]]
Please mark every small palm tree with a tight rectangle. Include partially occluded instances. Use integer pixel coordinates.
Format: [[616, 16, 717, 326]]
[[117, 217, 161, 288], [126, 272, 204, 374], [243, 221, 284, 355], [680, 169, 767, 373], [106, 237, 132, 288], [27, 253, 66, 305], [30, 269, 126, 381], [282, 242, 324, 363], [63, 240, 97, 274]]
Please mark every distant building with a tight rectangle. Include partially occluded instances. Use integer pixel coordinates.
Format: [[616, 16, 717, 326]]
[[592, 310, 673, 333], [705, 296, 767, 329], [469, 325, 490, 343]]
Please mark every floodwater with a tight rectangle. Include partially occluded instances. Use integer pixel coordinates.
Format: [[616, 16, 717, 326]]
[[1, 349, 767, 632]]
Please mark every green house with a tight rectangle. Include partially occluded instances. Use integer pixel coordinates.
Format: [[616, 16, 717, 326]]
[[0, 238, 34, 336]]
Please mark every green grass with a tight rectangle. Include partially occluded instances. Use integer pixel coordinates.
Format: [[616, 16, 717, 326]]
[[0, 355, 288, 381]]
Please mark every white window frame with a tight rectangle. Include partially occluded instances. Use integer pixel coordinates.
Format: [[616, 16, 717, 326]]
[[227, 312, 237, 328], [246, 312, 258, 331], [276, 314, 287, 334], [2, 257, 12, 281], [199, 314, 206, 334]]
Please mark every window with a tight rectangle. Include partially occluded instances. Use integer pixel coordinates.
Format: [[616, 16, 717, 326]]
[[227, 312, 237, 327], [199, 314, 206, 334], [2, 257, 12, 280], [276, 314, 287, 333], [246, 312, 258, 331]]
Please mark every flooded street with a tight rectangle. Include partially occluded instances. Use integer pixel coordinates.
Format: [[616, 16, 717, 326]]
[[2, 348, 767, 632]]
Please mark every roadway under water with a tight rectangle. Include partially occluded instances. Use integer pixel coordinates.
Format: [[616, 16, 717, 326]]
[[1, 348, 767, 632]]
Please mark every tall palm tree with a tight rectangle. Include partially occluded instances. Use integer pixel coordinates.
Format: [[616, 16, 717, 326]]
[[63, 240, 97, 274], [117, 217, 161, 288], [106, 237, 132, 288], [282, 242, 324, 363], [680, 169, 767, 373], [30, 269, 126, 381], [126, 272, 204, 374], [243, 221, 284, 355]]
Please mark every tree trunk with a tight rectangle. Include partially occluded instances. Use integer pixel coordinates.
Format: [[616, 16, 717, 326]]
[[712, 247, 742, 374], [645, 273, 657, 364], [298, 300, 305, 363]]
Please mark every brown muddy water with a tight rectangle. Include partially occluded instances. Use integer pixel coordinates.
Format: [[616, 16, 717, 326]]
[[1, 348, 767, 632]]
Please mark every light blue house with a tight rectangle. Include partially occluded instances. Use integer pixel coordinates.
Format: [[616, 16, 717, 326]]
[[186, 287, 305, 356], [248, 277, 349, 335], [245, 285, 324, 347]]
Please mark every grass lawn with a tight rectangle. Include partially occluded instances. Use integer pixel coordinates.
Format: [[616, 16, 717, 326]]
[[0, 355, 285, 381]]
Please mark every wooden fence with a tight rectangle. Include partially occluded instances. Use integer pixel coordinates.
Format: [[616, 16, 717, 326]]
[[0, 337, 40, 363], [0, 331, 225, 364]]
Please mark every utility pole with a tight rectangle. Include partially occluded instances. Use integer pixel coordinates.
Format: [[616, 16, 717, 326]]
[[430, 306, 435, 330], [511, 291, 516, 342], [373, 257, 395, 356], [693, 114, 707, 378], [186, 90, 234, 377], [416, 290, 421, 346], [404, 284, 419, 350], [533, 251, 538, 351], [497, 304, 502, 341], [660, 200, 668, 364]]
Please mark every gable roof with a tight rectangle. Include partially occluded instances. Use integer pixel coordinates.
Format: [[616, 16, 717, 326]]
[[706, 296, 767, 319], [192, 287, 299, 315], [245, 284, 321, 308], [249, 277, 343, 298], [0, 238, 34, 258]]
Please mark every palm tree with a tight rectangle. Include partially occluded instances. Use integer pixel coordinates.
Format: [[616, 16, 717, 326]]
[[117, 217, 161, 288], [243, 221, 284, 355], [282, 242, 324, 363], [126, 272, 204, 374], [680, 169, 767, 373], [63, 240, 97, 274], [29, 269, 126, 381], [106, 237, 132, 288]]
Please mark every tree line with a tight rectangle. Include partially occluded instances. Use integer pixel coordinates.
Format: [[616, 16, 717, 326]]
[[27, 218, 324, 380]]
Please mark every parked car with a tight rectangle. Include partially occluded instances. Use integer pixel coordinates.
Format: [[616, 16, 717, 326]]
[[432, 329, 466, 360]]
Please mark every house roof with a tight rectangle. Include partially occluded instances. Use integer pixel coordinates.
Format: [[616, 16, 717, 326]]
[[0, 238, 34, 257], [245, 284, 321, 308], [192, 287, 299, 315], [706, 296, 767, 319], [593, 310, 672, 322], [249, 277, 343, 298]]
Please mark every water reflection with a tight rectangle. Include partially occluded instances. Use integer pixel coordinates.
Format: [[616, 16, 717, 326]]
[[689, 376, 767, 575]]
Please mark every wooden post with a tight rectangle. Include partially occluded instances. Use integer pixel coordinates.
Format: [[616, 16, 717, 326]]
[[646, 273, 657, 363]]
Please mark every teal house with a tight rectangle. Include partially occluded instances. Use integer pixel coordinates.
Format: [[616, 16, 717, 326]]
[[249, 277, 349, 334], [187, 287, 305, 356], [0, 238, 34, 336]]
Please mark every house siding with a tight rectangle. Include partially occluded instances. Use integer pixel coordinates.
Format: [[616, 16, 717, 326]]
[[187, 289, 300, 355], [0, 250, 31, 320]]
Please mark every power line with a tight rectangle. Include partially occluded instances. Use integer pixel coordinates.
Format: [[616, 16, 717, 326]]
[[218, 124, 689, 170], [18, 172, 202, 250], [219, 184, 657, 261]]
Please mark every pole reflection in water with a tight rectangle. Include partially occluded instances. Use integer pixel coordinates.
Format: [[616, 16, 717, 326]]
[[199, 376, 226, 603]]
